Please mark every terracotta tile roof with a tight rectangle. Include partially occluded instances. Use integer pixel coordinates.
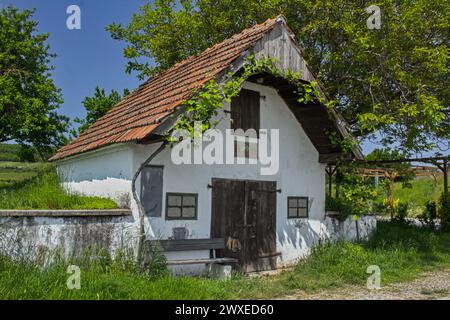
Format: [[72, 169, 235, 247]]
[[50, 17, 281, 161]]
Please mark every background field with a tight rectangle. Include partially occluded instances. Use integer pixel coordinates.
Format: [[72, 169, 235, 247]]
[[0, 144, 47, 188]]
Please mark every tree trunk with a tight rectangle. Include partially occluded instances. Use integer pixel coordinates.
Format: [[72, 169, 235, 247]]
[[131, 142, 167, 267], [443, 160, 448, 199]]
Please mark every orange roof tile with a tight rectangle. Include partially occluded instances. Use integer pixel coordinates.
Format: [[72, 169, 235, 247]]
[[50, 17, 280, 161]]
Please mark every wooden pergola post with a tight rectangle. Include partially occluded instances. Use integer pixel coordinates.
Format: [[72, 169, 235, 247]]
[[430, 172, 441, 218], [433, 158, 449, 200], [443, 160, 449, 199], [335, 168, 344, 199], [325, 165, 337, 198]]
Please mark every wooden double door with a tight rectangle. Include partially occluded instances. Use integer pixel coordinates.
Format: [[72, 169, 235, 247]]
[[211, 178, 277, 272]]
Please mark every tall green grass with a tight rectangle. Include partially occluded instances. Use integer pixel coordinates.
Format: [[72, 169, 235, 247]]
[[0, 222, 448, 299], [0, 166, 118, 210], [281, 221, 450, 292]]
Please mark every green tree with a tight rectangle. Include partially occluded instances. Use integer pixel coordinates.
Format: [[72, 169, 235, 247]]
[[107, 0, 449, 153], [74, 86, 128, 135], [0, 6, 69, 155]]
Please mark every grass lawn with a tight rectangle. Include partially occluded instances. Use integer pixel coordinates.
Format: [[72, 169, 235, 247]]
[[0, 221, 448, 299], [0, 163, 118, 210]]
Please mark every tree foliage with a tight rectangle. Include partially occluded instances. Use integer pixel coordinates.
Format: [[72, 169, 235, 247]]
[[74, 86, 128, 135], [0, 6, 69, 154], [108, 0, 449, 153]]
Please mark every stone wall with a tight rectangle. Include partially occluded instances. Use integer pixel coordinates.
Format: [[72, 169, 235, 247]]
[[0, 210, 377, 274], [0, 210, 137, 260]]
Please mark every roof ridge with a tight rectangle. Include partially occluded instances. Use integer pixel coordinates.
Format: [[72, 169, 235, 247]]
[[137, 17, 278, 87]]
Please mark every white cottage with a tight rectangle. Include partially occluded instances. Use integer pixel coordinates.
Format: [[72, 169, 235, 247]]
[[50, 16, 366, 273]]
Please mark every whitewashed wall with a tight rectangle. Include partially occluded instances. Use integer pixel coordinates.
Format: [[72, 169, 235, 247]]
[[132, 82, 327, 272], [0, 214, 138, 260], [51, 82, 376, 274], [57, 144, 133, 208], [51, 82, 328, 273]]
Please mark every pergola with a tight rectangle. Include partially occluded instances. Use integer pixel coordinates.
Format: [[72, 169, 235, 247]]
[[326, 156, 450, 200]]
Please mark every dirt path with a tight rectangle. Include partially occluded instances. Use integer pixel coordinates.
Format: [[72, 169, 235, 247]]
[[280, 269, 450, 300]]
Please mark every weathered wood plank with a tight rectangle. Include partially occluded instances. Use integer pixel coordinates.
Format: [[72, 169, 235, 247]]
[[148, 238, 225, 251], [166, 257, 238, 265]]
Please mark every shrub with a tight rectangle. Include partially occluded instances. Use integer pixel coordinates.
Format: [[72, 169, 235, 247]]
[[336, 169, 379, 221], [393, 201, 409, 223], [326, 196, 356, 221], [17, 145, 35, 162], [419, 200, 437, 228], [325, 196, 343, 212], [439, 192, 450, 232]]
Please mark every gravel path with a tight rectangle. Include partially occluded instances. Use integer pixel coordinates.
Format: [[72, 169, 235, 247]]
[[280, 269, 450, 300]]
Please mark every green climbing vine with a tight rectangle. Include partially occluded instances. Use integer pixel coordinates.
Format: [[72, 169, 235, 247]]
[[167, 54, 351, 156]]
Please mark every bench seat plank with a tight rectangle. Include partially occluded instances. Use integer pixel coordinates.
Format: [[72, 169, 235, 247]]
[[147, 238, 238, 266], [148, 238, 225, 251], [166, 257, 238, 265]]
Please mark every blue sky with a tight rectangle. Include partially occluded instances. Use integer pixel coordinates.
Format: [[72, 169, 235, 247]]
[[1, 0, 383, 154], [0, 0, 146, 121]]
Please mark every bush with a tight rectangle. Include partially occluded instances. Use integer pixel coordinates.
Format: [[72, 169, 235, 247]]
[[325, 196, 354, 221], [419, 200, 437, 228], [325, 196, 343, 212], [439, 193, 450, 232], [393, 201, 409, 223], [17, 145, 38, 162]]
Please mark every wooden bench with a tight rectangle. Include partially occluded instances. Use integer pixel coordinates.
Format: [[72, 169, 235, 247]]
[[148, 238, 238, 266]]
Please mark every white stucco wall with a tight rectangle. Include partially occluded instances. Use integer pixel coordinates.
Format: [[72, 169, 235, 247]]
[[57, 144, 133, 208], [51, 81, 376, 274], [132, 82, 327, 270]]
